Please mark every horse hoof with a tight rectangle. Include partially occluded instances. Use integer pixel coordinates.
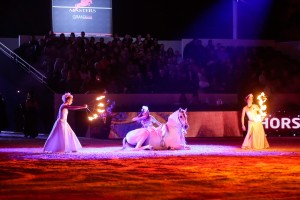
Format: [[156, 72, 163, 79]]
[[145, 146, 153, 150], [184, 146, 191, 150]]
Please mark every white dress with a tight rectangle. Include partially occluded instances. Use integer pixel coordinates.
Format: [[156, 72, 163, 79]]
[[43, 104, 82, 152], [125, 115, 161, 147], [242, 108, 270, 149]]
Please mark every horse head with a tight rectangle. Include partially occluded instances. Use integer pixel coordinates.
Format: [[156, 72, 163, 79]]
[[178, 108, 189, 131], [146, 108, 189, 150], [168, 108, 189, 131]]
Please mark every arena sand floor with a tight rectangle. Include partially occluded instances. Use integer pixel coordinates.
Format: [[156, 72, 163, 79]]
[[0, 132, 300, 200]]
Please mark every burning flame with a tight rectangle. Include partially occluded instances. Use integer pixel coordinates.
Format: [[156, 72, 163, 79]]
[[257, 92, 267, 121], [96, 96, 105, 101], [88, 95, 106, 121]]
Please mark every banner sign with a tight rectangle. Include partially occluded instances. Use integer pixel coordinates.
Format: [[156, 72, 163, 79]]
[[52, 0, 112, 36], [263, 111, 300, 135]]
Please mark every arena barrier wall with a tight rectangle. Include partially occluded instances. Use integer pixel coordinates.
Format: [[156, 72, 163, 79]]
[[54, 93, 300, 138]]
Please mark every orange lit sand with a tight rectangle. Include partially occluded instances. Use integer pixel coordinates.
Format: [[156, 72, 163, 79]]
[[1, 133, 300, 200]]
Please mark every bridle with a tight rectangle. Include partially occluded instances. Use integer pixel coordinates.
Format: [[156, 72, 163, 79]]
[[178, 109, 188, 132]]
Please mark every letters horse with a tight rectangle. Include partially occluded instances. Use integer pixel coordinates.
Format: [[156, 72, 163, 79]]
[[123, 108, 190, 150]]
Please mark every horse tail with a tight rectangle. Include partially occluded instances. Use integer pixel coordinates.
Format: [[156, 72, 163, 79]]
[[121, 137, 127, 150]]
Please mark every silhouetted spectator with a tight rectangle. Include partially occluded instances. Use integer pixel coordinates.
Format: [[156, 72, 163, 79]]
[[23, 91, 39, 138], [0, 93, 8, 133]]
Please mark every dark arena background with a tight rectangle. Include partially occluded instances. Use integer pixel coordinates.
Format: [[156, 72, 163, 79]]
[[1, 0, 300, 199]]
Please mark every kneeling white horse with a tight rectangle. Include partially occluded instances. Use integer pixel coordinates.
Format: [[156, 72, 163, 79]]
[[123, 108, 189, 150]]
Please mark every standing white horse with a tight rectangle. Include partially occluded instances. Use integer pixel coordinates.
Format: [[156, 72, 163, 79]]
[[122, 108, 190, 150]]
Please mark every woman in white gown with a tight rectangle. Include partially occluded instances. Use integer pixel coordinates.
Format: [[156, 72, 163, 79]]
[[241, 94, 270, 149], [43, 93, 87, 153]]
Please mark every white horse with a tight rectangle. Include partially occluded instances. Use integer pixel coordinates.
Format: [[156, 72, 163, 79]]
[[122, 108, 190, 150]]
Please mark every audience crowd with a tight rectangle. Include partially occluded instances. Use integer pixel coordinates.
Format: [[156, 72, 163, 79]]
[[15, 31, 300, 96]]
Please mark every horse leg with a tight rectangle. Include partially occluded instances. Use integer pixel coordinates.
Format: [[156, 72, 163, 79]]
[[168, 144, 191, 150], [133, 130, 151, 150], [141, 144, 153, 150], [135, 134, 148, 148], [130, 144, 153, 151], [121, 138, 127, 150]]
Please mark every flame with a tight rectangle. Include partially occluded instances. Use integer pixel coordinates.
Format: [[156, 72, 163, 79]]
[[96, 96, 105, 101], [257, 92, 267, 121], [97, 109, 105, 113], [88, 95, 106, 121]]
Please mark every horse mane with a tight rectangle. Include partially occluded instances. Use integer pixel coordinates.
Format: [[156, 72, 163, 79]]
[[167, 108, 182, 126], [167, 109, 178, 124]]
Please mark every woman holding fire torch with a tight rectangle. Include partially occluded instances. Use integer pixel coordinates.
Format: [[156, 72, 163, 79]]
[[43, 93, 87, 153], [241, 93, 270, 149]]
